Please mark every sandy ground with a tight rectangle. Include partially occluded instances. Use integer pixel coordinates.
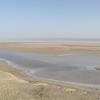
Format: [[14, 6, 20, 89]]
[[0, 42, 100, 54], [0, 60, 100, 100], [0, 42, 100, 100]]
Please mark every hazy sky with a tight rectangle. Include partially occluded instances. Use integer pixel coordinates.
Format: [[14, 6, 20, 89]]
[[0, 0, 100, 40]]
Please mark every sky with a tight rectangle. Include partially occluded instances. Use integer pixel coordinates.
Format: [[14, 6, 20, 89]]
[[0, 0, 100, 40]]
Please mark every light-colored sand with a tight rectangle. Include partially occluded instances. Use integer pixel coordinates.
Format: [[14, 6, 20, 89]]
[[0, 42, 100, 54], [0, 42, 100, 100], [0, 61, 100, 100]]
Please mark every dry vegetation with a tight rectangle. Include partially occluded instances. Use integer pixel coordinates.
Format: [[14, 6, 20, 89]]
[[0, 61, 100, 100]]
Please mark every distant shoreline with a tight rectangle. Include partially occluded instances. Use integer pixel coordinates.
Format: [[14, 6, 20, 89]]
[[1, 38, 100, 42], [0, 41, 100, 54]]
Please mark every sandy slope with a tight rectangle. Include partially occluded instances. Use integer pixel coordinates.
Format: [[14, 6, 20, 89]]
[[0, 61, 99, 100]]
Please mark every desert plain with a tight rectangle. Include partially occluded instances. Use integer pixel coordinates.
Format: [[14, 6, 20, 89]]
[[0, 41, 100, 100]]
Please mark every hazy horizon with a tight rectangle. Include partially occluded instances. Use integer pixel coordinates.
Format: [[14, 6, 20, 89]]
[[1, 38, 100, 42]]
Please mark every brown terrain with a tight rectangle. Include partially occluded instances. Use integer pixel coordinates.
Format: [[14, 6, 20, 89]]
[[0, 60, 100, 100], [0, 42, 100, 54], [0, 41, 100, 100]]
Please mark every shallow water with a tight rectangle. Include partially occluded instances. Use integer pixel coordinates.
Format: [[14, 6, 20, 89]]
[[0, 49, 100, 86]]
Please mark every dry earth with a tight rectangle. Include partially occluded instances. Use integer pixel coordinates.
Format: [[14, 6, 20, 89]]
[[0, 42, 100, 54], [0, 61, 100, 100], [0, 42, 100, 100]]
